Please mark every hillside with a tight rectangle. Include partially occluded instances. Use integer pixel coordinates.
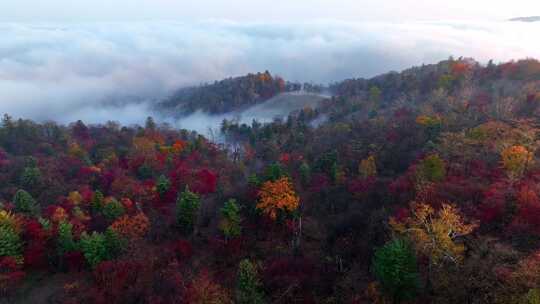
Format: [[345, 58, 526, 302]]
[[3, 57, 540, 303]]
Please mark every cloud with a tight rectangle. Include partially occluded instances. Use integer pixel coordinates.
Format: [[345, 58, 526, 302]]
[[1, 20, 540, 127]]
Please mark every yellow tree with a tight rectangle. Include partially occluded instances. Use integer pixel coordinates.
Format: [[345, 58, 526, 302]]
[[256, 177, 299, 220], [359, 155, 377, 178], [390, 202, 476, 266], [501, 145, 533, 180]]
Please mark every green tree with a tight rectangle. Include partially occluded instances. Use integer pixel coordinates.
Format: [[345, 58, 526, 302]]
[[102, 198, 125, 221], [0, 226, 23, 262], [79, 228, 124, 268], [299, 162, 311, 186], [176, 187, 201, 234], [13, 189, 39, 215], [219, 199, 242, 239], [372, 239, 420, 303], [236, 259, 265, 304], [416, 154, 446, 183], [57, 220, 77, 255], [91, 190, 104, 212], [156, 174, 171, 196]]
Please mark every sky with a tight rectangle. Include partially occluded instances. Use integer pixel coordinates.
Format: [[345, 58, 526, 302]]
[[0, 0, 539, 22], [1, 0, 540, 127]]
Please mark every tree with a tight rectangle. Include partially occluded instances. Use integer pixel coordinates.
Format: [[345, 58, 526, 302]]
[[79, 228, 124, 268], [390, 202, 476, 266], [156, 174, 171, 196], [359, 155, 377, 178], [219, 199, 242, 239], [372, 239, 420, 303], [176, 187, 201, 234], [256, 177, 300, 220], [102, 198, 125, 221], [13, 189, 39, 215], [501, 145, 533, 180], [236, 259, 265, 304], [57, 220, 77, 256], [415, 154, 446, 183]]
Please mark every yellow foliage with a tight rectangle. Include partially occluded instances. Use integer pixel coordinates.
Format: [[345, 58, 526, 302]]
[[416, 115, 441, 127], [68, 191, 83, 205], [359, 155, 377, 178], [0, 210, 24, 234], [133, 136, 157, 155], [390, 202, 476, 266], [256, 177, 300, 220], [501, 145, 533, 180]]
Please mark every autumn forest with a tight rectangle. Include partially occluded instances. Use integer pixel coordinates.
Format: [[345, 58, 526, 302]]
[[3, 57, 540, 304]]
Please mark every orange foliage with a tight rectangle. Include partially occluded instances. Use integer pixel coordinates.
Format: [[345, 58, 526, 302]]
[[52, 207, 69, 223], [109, 213, 150, 240], [256, 177, 300, 220], [501, 145, 533, 179]]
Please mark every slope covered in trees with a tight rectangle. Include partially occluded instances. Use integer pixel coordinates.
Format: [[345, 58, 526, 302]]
[[2, 58, 540, 303]]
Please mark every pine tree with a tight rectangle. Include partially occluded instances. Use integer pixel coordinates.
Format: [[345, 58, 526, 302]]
[[13, 189, 39, 215], [176, 187, 201, 234], [236, 259, 265, 304], [372, 239, 420, 303]]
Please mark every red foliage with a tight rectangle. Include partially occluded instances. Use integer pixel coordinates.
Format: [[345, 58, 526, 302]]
[[477, 180, 510, 224], [191, 169, 218, 195], [173, 239, 193, 262], [309, 173, 331, 193], [347, 177, 376, 195], [0, 257, 25, 297]]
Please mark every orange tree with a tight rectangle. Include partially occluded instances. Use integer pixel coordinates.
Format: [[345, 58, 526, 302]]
[[256, 177, 299, 220]]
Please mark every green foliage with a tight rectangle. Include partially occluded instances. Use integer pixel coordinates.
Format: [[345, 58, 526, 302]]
[[57, 220, 77, 255], [372, 239, 420, 303], [263, 163, 287, 182], [176, 187, 201, 234], [236, 259, 265, 304], [102, 198, 125, 221], [137, 163, 153, 180], [91, 190, 104, 212], [416, 154, 446, 183], [315, 150, 338, 181], [38, 217, 51, 231], [79, 228, 124, 268], [219, 199, 242, 239], [13, 189, 39, 215], [20, 166, 42, 190], [299, 162, 311, 185], [369, 86, 382, 103], [0, 226, 23, 261], [156, 174, 171, 196]]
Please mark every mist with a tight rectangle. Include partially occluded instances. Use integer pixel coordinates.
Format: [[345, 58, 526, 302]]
[[1, 19, 540, 130]]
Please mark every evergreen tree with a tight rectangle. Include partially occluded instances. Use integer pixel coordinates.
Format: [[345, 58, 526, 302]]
[[372, 239, 420, 303], [236, 259, 265, 304], [176, 187, 201, 234], [13, 189, 39, 215]]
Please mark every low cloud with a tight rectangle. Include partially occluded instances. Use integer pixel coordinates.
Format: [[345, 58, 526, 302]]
[[1, 20, 540, 127]]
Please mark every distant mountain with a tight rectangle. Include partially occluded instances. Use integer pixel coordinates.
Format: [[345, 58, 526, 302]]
[[158, 72, 326, 115], [509, 16, 540, 22]]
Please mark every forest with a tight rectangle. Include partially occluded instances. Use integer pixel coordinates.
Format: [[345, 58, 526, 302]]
[[2, 57, 540, 303]]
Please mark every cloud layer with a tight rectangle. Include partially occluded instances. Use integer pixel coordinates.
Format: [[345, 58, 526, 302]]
[[1, 20, 540, 126]]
